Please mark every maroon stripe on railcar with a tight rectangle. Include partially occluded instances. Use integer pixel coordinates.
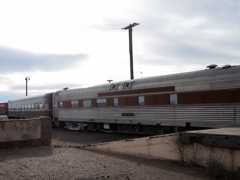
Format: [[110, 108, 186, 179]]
[[145, 94, 169, 105], [78, 100, 83, 108], [178, 88, 240, 104], [60, 101, 71, 108], [119, 96, 138, 106], [91, 99, 97, 107], [107, 98, 113, 106]]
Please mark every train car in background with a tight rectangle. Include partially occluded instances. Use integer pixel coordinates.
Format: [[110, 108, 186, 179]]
[[8, 93, 53, 119], [53, 64, 240, 133], [0, 103, 8, 115]]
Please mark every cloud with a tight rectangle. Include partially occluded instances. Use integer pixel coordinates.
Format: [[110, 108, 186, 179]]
[[1, 0, 240, 102], [129, 0, 240, 68], [10, 82, 84, 92], [0, 80, 85, 102], [0, 46, 88, 73]]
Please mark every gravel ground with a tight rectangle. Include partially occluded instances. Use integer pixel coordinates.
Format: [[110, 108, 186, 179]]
[[0, 146, 208, 180], [0, 126, 209, 180]]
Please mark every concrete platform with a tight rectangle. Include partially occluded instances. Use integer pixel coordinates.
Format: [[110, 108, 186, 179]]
[[181, 128, 240, 136], [179, 128, 240, 149]]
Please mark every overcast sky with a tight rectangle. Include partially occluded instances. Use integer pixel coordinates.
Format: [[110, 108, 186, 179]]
[[0, 0, 240, 102]]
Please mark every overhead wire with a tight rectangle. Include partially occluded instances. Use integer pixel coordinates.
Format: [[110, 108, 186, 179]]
[[78, 24, 125, 30]]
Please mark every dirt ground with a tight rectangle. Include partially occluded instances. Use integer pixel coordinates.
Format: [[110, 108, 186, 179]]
[[0, 128, 212, 180]]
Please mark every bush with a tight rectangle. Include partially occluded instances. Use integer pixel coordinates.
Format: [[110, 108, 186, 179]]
[[206, 156, 240, 179]]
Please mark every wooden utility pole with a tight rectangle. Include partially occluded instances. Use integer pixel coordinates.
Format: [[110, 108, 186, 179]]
[[122, 22, 139, 80]]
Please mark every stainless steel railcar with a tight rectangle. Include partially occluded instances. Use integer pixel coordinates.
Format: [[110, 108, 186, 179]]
[[8, 93, 53, 119], [53, 65, 240, 133]]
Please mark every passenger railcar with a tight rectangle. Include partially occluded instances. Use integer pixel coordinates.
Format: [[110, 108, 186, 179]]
[[5, 65, 240, 134], [0, 103, 8, 115], [54, 65, 240, 133], [8, 93, 53, 119]]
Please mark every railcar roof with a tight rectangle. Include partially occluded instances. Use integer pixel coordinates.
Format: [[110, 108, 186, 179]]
[[133, 65, 240, 87], [59, 65, 240, 95], [8, 92, 54, 103]]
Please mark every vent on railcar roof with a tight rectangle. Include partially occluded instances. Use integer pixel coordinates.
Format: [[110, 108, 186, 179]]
[[221, 64, 231, 69], [206, 64, 218, 69]]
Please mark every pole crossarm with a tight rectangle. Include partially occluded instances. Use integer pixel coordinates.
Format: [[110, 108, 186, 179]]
[[122, 22, 139, 30]]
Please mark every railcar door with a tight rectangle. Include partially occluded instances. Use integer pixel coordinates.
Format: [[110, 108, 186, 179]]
[[52, 91, 60, 126]]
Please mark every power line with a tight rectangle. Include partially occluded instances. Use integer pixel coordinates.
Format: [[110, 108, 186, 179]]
[[79, 24, 125, 30]]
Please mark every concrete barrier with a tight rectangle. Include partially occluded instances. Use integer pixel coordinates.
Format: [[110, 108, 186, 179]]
[[86, 128, 240, 172], [181, 128, 240, 171], [87, 134, 180, 160], [183, 143, 240, 171], [0, 116, 52, 148]]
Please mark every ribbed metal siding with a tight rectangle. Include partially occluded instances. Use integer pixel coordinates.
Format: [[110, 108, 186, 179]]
[[58, 104, 240, 128]]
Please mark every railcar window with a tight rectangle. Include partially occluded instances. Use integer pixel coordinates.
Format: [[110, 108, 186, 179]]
[[34, 103, 39, 109], [44, 103, 49, 110], [113, 97, 118, 107], [39, 103, 43, 109], [71, 100, 78, 108], [83, 99, 91, 108], [59, 102, 63, 108], [138, 96, 145, 106], [97, 99, 107, 107], [170, 94, 178, 105]]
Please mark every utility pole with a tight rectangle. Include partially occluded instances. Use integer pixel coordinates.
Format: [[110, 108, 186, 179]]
[[122, 22, 139, 80], [25, 76, 30, 96]]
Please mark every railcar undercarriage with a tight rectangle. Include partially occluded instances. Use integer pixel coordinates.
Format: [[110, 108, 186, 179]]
[[58, 121, 204, 135]]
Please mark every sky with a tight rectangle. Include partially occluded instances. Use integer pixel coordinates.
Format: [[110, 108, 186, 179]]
[[0, 0, 240, 102]]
